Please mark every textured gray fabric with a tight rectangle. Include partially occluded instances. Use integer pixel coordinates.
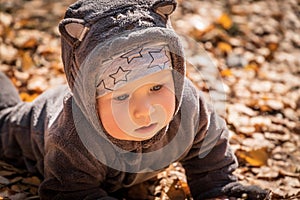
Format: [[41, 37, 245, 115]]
[[0, 72, 21, 110], [38, 79, 238, 199], [59, 0, 185, 152], [0, 72, 238, 199], [59, 0, 179, 90], [0, 72, 68, 174], [0, 0, 241, 199], [72, 27, 185, 151], [95, 44, 172, 97]]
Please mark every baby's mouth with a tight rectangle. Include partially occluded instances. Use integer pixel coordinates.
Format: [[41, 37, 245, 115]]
[[134, 123, 158, 134]]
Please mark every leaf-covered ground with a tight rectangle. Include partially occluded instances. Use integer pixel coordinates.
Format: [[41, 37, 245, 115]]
[[0, 0, 299, 199]]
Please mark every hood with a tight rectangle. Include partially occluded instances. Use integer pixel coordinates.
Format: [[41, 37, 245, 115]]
[[58, 0, 186, 152]]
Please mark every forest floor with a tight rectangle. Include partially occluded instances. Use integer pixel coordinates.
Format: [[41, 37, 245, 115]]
[[0, 0, 299, 199]]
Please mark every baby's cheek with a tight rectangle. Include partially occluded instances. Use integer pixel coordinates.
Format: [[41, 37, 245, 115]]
[[98, 107, 123, 137], [97, 100, 114, 128], [160, 90, 175, 113], [152, 96, 175, 126]]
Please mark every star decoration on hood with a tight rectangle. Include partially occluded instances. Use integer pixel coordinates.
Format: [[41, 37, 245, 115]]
[[148, 47, 170, 70], [97, 80, 114, 92], [121, 48, 143, 64], [109, 66, 132, 85]]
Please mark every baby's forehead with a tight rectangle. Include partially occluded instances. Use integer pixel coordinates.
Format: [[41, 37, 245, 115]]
[[96, 44, 173, 98], [123, 69, 173, 86], [108, 69, 174, 97]]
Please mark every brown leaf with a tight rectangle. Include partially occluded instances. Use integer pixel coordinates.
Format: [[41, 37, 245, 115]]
[[13, 70, 30, 83], [279, 169, 300, 178], [0, 64, 10, 72], [29, 186, 38, 195], [249, 116, 272, 131], [11, 184, 29, 193], [49, 62, 64, 74], [0, 170, 16, 177], [0, 13, 13, 40], [241, 137, 274, 153], [265, 99, 284, 110], [8, 192, 28, 200], [14, 18, 36, 29], [267, 42, 279, 52], [249, 80, 272, 93], [0, 44, 18, 64], [37, 46, 58, 62], [253, 166, 279, 180], [229, 103, 257, 117], [27, 75, 48, 93], [0, 176, 10, 185], [0, 161, 25, 174], [19, 51, 34, 70], [166, 179, 187, 200], [0, 13, 13, 27], [22, 37, 38, 49], [238, 126, 255, 135], [22, 176, 41, 187]]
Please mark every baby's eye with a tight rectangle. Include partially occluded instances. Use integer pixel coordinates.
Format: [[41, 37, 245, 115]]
[[114, 94, 129, 101], [150, 85, 163, 91]]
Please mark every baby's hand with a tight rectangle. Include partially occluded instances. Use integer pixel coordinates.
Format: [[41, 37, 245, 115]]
[[221, 182, 271, 200]]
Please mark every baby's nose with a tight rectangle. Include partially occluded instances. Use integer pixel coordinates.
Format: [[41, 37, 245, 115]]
[[131, 100, 154, 125]]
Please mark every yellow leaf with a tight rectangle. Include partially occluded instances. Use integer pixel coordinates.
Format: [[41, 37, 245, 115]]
[[20, 92, 38, 102], [217, 13, 233, 30], [236, 147, 268, 167], [245, 62, 259, 71], [181, 181, 192, 197], [221, 69, 232, 77], [261, 95, 271, 101], [217, 42, 232, 53]]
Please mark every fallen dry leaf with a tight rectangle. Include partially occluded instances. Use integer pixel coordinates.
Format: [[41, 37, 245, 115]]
[[0, 176, 9, 185], [19, 51, 34, 70], [236, 147, 269, 167], [19, 92, 39, 102], [1, 0, 300, 199], [27, 75, 49, 93], [217, 13, 233, 30]]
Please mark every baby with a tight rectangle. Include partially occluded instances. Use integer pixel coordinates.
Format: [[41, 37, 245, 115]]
[[0, 0, 268, 199]]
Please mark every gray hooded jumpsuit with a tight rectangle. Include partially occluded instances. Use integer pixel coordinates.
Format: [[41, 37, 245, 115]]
[[0, 0, 239, 199]]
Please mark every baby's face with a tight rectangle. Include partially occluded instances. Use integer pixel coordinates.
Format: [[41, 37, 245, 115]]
[[97, 70, 175, 141]]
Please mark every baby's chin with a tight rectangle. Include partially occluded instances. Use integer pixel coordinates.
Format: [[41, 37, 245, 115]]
[[113, 122, 168, 141], [121, 126, 161, 141], [110, 113, 173, 141]]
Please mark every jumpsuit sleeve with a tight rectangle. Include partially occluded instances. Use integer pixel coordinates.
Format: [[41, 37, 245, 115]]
[[180, 91, 238, 199], [0, 71, 68, 174], [39, 113, 118, 200]]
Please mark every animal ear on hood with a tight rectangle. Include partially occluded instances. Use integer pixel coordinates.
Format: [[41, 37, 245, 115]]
[[152, 1, 177, 19], [59, 18, 89, 46]]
